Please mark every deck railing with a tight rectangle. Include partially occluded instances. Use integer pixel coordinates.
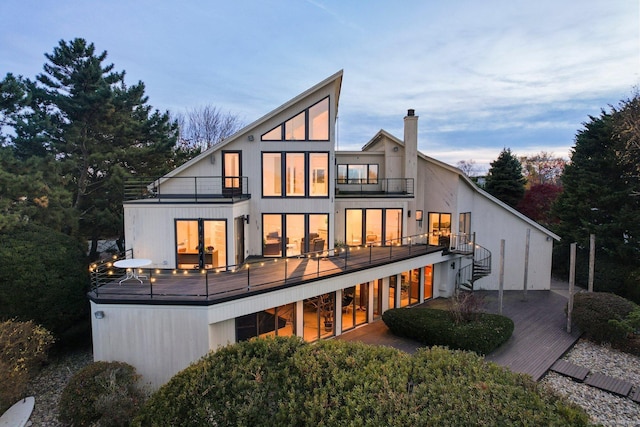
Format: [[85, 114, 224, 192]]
[[89, 232, 454, 302], [124, 176, 250, 202], [335, 178, 414, 197]]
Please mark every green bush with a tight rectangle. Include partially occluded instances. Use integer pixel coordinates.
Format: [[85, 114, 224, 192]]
[[0, 224, 89, 344], [59, 361, 145, 427], [0, 319, 54, 412], [382, 307, 514, 354], [134, 337, 589, 426], [572, 292, 638, 344]]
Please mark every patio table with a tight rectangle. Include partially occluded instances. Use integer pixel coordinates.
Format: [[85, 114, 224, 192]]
[[113, 258, 152, 284]]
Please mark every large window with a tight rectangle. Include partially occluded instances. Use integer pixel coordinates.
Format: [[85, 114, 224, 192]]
[[263, 213, 328, 257], [304, 292, 335, 342], [345, 208, 402, 246], [236, 303, 295, 342], [337, 164, 379, 184], [261, 97, 329, 142], [262, 152, 328, 197], [428, 212, 451, 245], [175, 219, 226, 269]]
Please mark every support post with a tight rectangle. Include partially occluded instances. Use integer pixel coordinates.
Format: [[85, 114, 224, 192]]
[[499, 239, 505, 315], [523, 228, 530, 301], [567, 242, 576, 333], [588, 234, 595, 292]]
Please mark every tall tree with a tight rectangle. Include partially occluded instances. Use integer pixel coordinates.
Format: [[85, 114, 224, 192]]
[[552, 107, 640, 299], [173, 105, 243, 156], [519, 152, 566, 187], [484, 148, 526, 208], [456, 159, 480, 177], [11, 38, 178, 258]]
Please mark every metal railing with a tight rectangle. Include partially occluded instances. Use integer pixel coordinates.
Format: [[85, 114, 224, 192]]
[[335, 178, 414, 197], [89, 232, 450, 302], [124, 176, 250, 202]]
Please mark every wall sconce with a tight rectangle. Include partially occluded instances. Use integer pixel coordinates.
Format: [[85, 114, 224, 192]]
[[94, 311, 105, 319], [248, 135, 255, 141], [450, 262, 456, 270], [415, 210, 423, 227], [407, 210, 411, 218], [244, 214, 250, 224]]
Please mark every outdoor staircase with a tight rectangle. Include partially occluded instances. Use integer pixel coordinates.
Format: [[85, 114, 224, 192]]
[[450, 234, 492, 291]]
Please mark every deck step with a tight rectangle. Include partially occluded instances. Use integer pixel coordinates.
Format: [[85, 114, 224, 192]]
[[629, 387, 640, 403], [550, 360, 590, 382], [584, 372, 633, 397]]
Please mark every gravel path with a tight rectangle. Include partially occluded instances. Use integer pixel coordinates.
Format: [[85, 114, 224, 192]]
[[25, 348, 93, 426], [20, 340, 640, 426], [540, 339, 640, 426]]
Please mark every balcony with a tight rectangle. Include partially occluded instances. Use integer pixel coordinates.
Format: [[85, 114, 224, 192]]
[[88, 233, 447, 306], [335, 178, 414, 198], [124, 176, 250, 203]]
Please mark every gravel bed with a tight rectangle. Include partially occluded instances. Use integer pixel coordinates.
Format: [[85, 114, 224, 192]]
[[540, 339, 640, 426], [25, 348, 93, 426]]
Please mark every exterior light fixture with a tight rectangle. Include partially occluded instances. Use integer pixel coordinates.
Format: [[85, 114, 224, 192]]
[[94, 311, 105, 319], [244, 214, 250, 224], [408, 210, 411, 218], [415, 210, 423, 226], [450, 262, 456, 270]]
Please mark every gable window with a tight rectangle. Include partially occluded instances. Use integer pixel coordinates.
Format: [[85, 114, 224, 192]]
[[262, 152, 328, 198], [337, 164, 379, 184], [261, 97, 329, 142]]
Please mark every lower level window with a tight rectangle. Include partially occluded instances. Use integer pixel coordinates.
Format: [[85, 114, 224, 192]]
[[235, 303, 295, 342]]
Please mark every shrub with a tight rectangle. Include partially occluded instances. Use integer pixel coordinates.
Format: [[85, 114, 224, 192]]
[[0, 319, 54, 412], [571, 292, 638, 344], [382, 307, 514, 354], [134, 337, 589, 426], [59, 361, 145, 427], [0, 224, 89, 345], [448, 291, 485, 324]]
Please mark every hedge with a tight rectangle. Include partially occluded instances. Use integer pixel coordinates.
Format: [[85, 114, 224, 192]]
[[382, 307, 514, 354], [133, 337, 589, 426]]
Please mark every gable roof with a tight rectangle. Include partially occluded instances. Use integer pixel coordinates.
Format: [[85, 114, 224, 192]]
[[164, 70, 344, 179], [359, 128, 560, 240]]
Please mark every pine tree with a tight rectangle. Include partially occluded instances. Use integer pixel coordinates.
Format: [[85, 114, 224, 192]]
[[484, 148, 526, 208], [12, 38, 178, 258]]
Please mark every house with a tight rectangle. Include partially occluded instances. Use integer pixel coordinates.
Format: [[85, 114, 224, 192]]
[[88, 70, 559, 388]]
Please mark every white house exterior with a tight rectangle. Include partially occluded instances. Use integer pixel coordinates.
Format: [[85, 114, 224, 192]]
[[89, 70, 559, 388]]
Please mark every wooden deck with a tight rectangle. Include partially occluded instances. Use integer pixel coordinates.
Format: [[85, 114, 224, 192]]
[[89, 243, 442, 305], [482, 290, 581, 381], [339, 288, 581, 382]]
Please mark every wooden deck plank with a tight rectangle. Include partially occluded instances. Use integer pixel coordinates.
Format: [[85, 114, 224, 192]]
[[629, 387, 640, 403], [550, 360, 590, 381], [584, 373, 633, 397], [482, 290, 581, 381]]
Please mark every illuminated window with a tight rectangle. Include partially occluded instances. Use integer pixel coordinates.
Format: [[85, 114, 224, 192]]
[[261, 97, 329, 142], [262, 213, 328, 257], [459, 212, 471, 236], [346, 208, 402, 246], [262, 152, 328, 198], [428, 212, 451, 245]]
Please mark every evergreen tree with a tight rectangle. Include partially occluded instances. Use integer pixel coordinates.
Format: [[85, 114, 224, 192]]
[[484, 148, 526, 208], [552, 109, 640, 299], [11, 39, 178, 258]]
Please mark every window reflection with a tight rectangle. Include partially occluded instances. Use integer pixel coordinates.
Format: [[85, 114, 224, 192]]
[[262, 153, 282, 196], [309, 98, 329, 140]]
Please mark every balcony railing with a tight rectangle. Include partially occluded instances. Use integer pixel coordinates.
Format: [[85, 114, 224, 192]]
[[124, 176, 250, 202], [88, 232, 454, 304], [335, 178, 414, 197]]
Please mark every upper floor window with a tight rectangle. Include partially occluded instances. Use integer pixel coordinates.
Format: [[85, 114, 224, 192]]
[[337, 164, 379, 184], [262, 152, 329, 198], [261, 97, 329, 141]]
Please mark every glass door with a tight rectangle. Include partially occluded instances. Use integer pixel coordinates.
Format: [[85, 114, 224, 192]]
[[176, 219, 226, 269], [223, 151, 241, 196]]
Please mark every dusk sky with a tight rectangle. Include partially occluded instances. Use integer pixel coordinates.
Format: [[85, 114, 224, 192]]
[[1, 1, 638, 171]]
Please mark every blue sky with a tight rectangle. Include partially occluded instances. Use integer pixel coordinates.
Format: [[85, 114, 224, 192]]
[[1, 1, 638, 171]]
